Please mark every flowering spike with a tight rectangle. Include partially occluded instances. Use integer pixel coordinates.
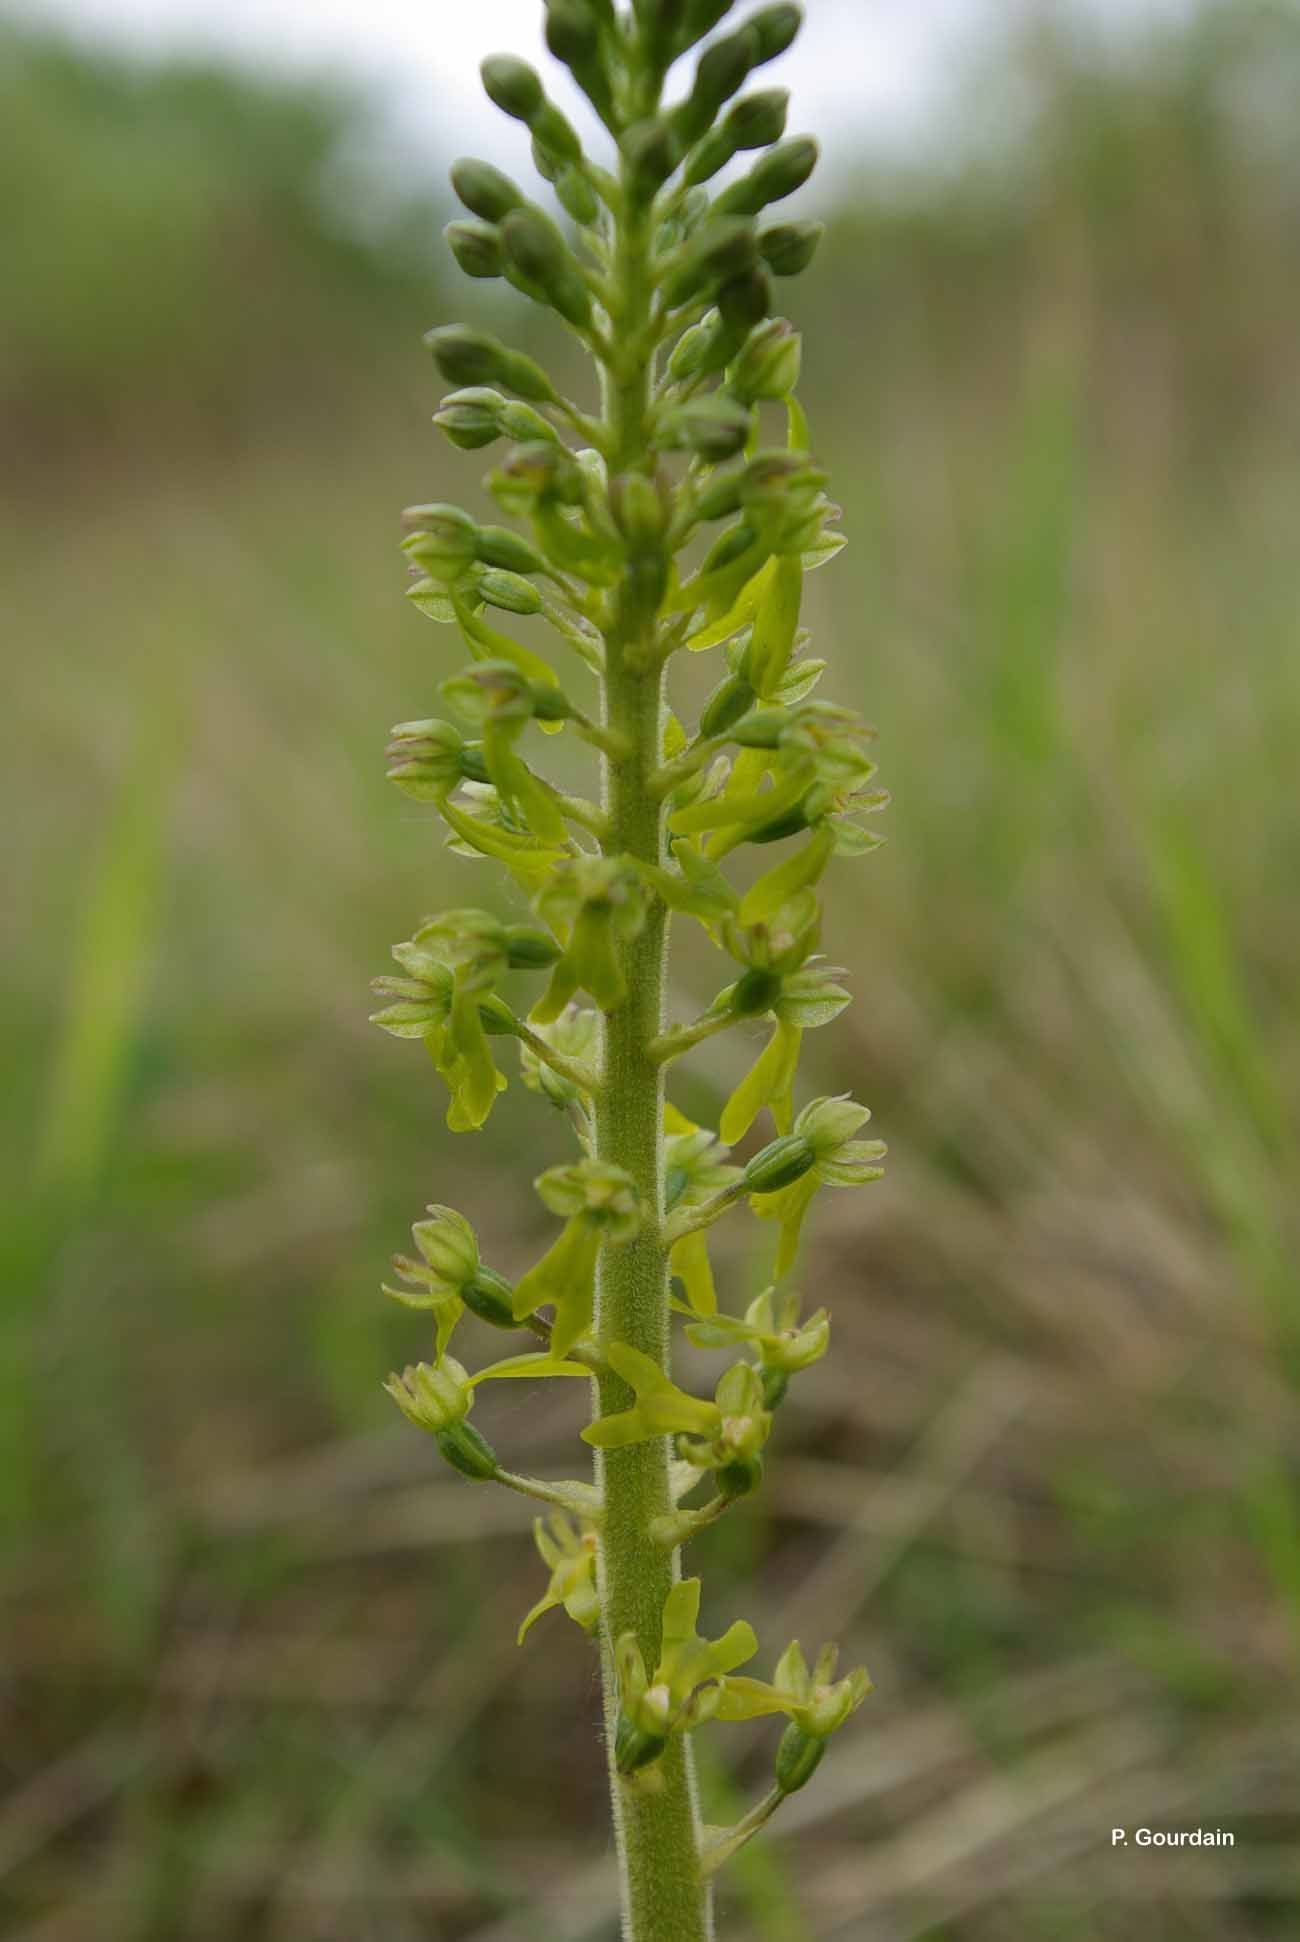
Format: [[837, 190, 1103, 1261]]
[[370, 8, 886, 1926]]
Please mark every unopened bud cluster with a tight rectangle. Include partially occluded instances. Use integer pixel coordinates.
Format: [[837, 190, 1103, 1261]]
[[369, 1, 886, 1916]]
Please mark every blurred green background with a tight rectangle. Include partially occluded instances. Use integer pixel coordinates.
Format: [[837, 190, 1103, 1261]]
[[3, 3, 1299, 1937]]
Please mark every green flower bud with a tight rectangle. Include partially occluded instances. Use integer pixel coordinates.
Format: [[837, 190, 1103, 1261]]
[[748, 802, 811, 844], [498, 399, 561, 444], [717, 1453, 764, 1499], [736, 448, 816, 507], [669, 318, 714, 382], [443, 659, 534, 726], [743, 1133, 815, 1193], [683, 124, 739, 190], [384, 1356, 474, 1433], [717, 264, 772, 333], [501, 208, 593, 328], [445, 218, 504, 280], [476, 524, 548, 577], [481, 53, 544, 123], [714, 137, 819, 218], [411, 1204, 480, 1292], [673, 25, 759, 148], [460, 1265, 519, 1330], [478, 992, 520, 1035], [730, 706, 787, 749], [634, 0, 688, 46], [402, 503, 480, 583], [699, 671, 757, 737], [624, 116, 682, 199], [479, 567, 544, 616], [775, 1721, 824, 1795], [691, 463, 746, 524], [504, 926, 563, 969], [732, 964, 784, 1015], [545, 2, 616, 124], [761, 1366, 790, 1409], [700, 520, 759, 576], [385, 719, 471, 800], [425, 326, 557, 404], [451, 157, 525, 223], [729, 318, 802, 401], [531, 99, 584, 165], [496, 440, 583, 507], [433, 386, 505, 451], [680, 0, 735, 44], [545, 0, 600, 67], [555, 164, 600, 227], [759, 218, 824, 277], [659, 393, 753, 461], [750, 2, 803, 62], [727, 86, 790, 149], [797, 1093, 872, 1159], [661, 216, 756, 309], [616, 1715, 668, 1776], [610, 471, 670, 546], [435, 1421, 501, 1481]]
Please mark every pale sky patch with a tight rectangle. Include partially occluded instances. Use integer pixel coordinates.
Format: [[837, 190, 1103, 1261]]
[[12, 0, 1199, 181]]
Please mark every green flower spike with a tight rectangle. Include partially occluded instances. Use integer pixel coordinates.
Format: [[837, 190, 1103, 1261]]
[[513, 1160, 641, 1356], [751, 1095, 887, 1277], [615, 1578, 758, 1776], [716, 1639, 872, 1794], [369, 4, 886, 1919], [517, 1511, 600, 1642], [665, 1120, 743, 1317]]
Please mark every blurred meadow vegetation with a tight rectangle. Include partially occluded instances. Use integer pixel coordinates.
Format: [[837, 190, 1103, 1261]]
[[2, 4, 1299, 1937]]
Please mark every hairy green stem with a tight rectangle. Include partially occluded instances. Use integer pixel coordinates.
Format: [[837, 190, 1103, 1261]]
[[593, 131, 713, 1942]]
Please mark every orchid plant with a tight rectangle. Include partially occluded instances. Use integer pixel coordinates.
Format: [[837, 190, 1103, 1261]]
[[371, 4, 886, 1932]]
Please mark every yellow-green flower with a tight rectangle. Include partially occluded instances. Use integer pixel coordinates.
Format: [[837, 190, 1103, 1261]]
[[665, 1123, 742, 1317], [513, 1160, 641, 1355], [532, 856, 648, 1019], [383, 1356, 474, 1434], [751, 1095, 886, 1276], [614, 1578, 758, 1774], [715, 1639, 872, 1794], [519, 1003, 599, 1110], [369, 928, 510, 1133], [517, 1511, 600, 1643], [584, 1346, 771, 1479], [712, 893, 850, 1144], [686, 1286, 829, 1376]]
